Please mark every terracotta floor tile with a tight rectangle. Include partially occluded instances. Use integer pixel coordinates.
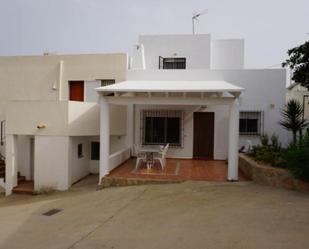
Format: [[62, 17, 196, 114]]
[[107, 158, 249, 182]]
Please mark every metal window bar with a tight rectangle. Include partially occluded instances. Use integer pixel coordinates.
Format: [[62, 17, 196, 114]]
[[158, 57, 186, 69], [140, 110, 184, 147], [239, 111, 264, 136], [101, 79, 115, 87]]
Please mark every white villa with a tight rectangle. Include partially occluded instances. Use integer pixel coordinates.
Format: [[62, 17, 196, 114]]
[[0, 34, 288, 195]]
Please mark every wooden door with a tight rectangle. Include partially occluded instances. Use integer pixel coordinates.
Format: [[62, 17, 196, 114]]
[[193, 112, 215, 159], [69, 81, 84, 101]]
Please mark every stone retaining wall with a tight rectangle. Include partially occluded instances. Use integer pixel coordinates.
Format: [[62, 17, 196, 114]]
[[239, 154, 309, 192], [99, 177, 183, 189]]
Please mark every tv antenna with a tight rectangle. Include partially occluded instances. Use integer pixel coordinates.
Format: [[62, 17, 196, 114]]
[[192, 9, 207, 34]]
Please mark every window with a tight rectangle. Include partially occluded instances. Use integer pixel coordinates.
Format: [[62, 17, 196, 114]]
[[101, 79, 115, 87], [159, 57, 186, 69], [239, 111, 263, 136], [141, 110, 183, 147], [91, 142, 100, 160], [77, 144, 83, 158], [69, 81, 84, 101], [101, 79, 116, 96]]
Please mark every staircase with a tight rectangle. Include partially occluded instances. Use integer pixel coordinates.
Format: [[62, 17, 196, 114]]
[[0, 153, 34, 194], [12, 172, 34, 195], [0, 155, 5, 189], [0, 158, 5, 180]]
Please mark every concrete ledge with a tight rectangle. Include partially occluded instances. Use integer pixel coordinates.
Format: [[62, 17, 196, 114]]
[[99, 176, 183, 189], [239, 154, 309, 192], [109, 147, 131, 172]]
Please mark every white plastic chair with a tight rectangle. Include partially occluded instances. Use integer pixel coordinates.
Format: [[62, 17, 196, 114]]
[[243, 140, 253, 153], [153, 143, 169, 170], [134, 144, 147, 170]]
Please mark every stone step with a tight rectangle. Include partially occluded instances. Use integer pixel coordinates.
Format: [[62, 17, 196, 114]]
[[18, 175, 26, 183], [12, 181, 34, 195]]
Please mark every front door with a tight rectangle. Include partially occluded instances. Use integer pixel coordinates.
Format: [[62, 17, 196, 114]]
[[69, 81, 84, 101], [193, 112, 215, 159]]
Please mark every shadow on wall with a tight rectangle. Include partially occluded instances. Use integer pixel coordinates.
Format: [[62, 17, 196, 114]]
[[68, 102, 100, 136], [67, 102, 127, 136], [67, 102, 130, 181]]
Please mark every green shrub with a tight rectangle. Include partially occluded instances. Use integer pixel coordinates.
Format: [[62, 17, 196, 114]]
[[270, 134, 281, 150], [248, 132, 309, 182], [260, 134, 269, 147], [248, 133, 283, 166], [282, 133, 309, 182]]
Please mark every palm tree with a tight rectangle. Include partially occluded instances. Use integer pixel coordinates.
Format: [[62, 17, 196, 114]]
[[279, 100, 308, 144]]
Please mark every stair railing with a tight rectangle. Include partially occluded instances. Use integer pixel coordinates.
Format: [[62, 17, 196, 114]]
[[0, 153, 4, 162], [0, 120, 5, 146]]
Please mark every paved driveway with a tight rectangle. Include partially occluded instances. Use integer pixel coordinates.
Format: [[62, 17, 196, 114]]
[[0, 176, 309, 249]]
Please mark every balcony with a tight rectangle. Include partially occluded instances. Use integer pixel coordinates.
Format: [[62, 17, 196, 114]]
[[5, 100, 126, 136]]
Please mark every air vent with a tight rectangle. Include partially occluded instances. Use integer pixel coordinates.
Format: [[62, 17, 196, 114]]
[[42, 208, 62, 216]]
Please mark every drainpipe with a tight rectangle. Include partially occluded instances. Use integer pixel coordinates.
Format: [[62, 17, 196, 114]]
[[58, 60, 63, 101]]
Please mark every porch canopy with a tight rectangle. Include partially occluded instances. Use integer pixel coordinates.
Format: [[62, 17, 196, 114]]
[[96, 80, 244, 181], [96, 80, 244, 100]]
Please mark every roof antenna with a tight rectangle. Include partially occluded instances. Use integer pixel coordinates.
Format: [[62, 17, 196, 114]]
[[192, 9, 207, 35]]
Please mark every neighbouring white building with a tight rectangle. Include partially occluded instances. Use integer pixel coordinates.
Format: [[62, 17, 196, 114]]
[[0, 54, 128, 195], [0, 33, 289, 195], [287, 82, 309, 121]]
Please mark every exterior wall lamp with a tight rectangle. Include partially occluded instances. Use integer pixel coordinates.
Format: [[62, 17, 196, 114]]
[[37, 124, 47, 129], [200, 105, 207, 111]]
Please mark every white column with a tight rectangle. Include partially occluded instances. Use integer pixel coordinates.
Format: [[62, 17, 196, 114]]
[[5, 135, 18, 196], [99, 96, 110, 180], [126, 104, 134, 155], [228, 98, 239, 181]]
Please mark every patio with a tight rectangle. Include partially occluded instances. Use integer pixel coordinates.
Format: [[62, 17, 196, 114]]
[[97, 80, 244, 183], [104, 158, 249, 183]]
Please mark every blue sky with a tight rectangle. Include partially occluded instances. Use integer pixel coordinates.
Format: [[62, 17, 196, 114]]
[[0, 0, 308, 68]]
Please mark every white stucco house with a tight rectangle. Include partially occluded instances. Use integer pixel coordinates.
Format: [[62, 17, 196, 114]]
[[96, 34, 289, 183], [0, 33, 289, 195]]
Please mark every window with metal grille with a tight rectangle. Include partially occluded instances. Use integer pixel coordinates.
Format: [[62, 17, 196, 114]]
[[101, 79, 115, 87], [100, 79, 116, 96], [159, 57, 186, 69], [239, 111, 263, 136], [141, 110, 184, 147]]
